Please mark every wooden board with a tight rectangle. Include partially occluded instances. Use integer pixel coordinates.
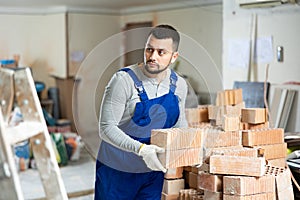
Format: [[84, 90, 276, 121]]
[[233, 81, 270, 108], [0, 68, 14, 123], [0, 68, 68, 200]]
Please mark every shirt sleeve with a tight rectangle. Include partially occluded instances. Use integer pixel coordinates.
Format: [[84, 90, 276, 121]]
[[173, 75, 188, 128], [99, 71, 142, 154]]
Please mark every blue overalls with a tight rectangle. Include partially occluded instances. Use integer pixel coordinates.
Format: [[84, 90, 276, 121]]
[[95, 68, 180, 200]]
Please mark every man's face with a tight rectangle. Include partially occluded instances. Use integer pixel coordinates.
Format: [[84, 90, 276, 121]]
[[144, 34, 178, 75]]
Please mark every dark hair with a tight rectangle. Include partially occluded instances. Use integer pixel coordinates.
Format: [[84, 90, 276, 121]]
[[148, 24, 180, 52]]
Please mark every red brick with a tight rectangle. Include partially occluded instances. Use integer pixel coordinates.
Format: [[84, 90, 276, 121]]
[[242, 128, 284, 147], [241, 108, 266, 124], [165, 167, 183, 179], [203, 128, 241, 148], [209, 155, 266, 177], [198, 172, 222, 192], [161, 192, 178, 200], [222, 115, 240, 131], [223, 192, 275, 200], [158, 148, 202, 168], [256, 143, 287, 160], [151, 128, 203, 150], [188, 172, 198, 189], [162, 178, 184, 195], [223, 175, 275, 195]]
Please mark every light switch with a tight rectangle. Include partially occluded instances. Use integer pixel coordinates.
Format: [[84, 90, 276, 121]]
[[277, 46, 284, 62]]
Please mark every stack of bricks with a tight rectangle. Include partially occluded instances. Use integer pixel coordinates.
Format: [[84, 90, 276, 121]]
[[183, 166, 203, 192], [208, 88, 245, 127], [162, 167, 185, 200], [222, 165, 294, 199], [215, 89, 243, 107], [266, 165, 294, 199], [152, 88, 292, 199], [197, 126, 265, 199], [201, 93, 291, 198], [151, 128, 203, 169], [185, 105, 210, 128], [178, 188, 203, 200], [240, 108, 269, 130], [151, 128, 204, 200], [241, 108, 287, 168]]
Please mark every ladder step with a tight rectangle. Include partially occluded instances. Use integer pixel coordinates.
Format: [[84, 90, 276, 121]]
[[6, 122, 45, 145]]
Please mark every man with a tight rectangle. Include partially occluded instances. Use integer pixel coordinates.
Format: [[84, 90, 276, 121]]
[[95, 24, 188, 200]]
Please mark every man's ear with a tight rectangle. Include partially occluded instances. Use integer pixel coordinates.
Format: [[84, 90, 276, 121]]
[[171, 52, 179, 64]]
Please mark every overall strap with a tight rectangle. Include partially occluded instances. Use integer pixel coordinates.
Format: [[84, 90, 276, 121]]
[[169, 69, 178, 94], [119, 68, 149, 101]]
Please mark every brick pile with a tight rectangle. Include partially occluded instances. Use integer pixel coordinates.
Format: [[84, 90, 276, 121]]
[[151, 88, 293, 199]]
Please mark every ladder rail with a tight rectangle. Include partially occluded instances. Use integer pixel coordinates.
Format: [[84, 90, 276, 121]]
[[0, 67, 68, 200], [0, 67, 14, 123], [0, 108, 24, 199]]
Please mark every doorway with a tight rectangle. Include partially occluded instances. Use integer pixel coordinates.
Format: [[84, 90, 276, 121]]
[[123, 22, 153, 66]]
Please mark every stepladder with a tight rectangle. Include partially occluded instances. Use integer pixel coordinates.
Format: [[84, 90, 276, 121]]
[[0, 67, 68, 200]]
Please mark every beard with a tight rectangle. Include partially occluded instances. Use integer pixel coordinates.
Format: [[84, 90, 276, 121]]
[[144, 60, 170, 74]]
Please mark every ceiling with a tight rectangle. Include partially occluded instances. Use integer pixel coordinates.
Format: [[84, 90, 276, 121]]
[[0, 0, 222, 15]]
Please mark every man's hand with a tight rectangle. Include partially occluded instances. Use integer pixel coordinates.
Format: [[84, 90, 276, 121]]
[[138, 144, 167, 173]]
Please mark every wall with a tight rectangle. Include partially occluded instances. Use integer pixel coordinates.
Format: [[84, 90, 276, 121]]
[[223, 0, 300, 132], [67, 13, 121, 153], [0, 6, 222, 156], [121, 5, 223, 102], [0, 13, 66, 93], [223, 1, 300, 89], [67, 13, 120, 77], [73, 5, 223, 156]]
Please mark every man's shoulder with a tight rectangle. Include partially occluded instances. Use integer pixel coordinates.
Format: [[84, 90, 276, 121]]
[[120, 64, 140, 72], [112, 64, 141, 85], [172, 70, 187, 84]]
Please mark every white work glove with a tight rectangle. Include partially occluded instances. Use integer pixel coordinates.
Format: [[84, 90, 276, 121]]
[[138, 144, 167, 173]]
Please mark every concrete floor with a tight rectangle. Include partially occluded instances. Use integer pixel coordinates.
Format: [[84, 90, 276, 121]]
[[20, 146, 96, 200]]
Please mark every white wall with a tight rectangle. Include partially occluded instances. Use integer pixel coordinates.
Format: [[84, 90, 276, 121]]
[[223, 1, 300, 89], [0, 6, 222, 155], [73, 6, 223, 155], [0, 13, 66, 94], [68, 13, 121, 152], [121, 5, 223, 100], [68, 13, 120, 77], [223, 1, 300, 132]]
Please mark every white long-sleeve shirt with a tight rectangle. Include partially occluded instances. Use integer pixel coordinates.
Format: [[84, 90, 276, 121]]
[[99, 64, 188, 154]]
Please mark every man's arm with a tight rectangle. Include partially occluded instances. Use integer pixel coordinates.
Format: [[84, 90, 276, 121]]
[[174, 75, 188, 128], [99, 70, 167, 172], [99, 71, 142, 154]]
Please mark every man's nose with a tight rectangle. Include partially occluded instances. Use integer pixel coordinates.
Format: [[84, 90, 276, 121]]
[[149, 50, 159, 60]]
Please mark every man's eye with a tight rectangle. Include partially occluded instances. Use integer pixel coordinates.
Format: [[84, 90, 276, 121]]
[[146, 48, 154, 53], [158, 50, 166, 56]]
